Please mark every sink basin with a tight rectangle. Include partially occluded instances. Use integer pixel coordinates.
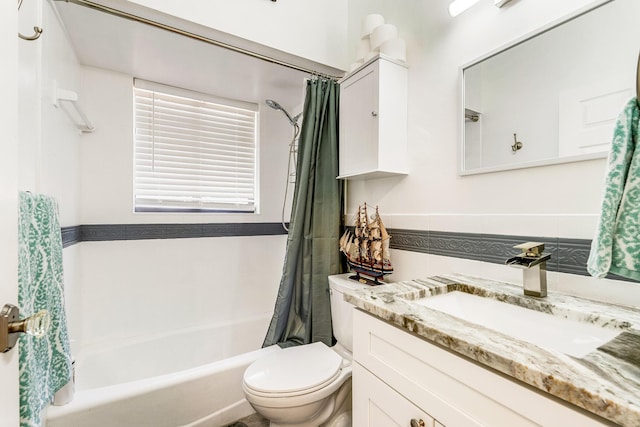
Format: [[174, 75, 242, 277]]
[[414, 291, 620, 357]]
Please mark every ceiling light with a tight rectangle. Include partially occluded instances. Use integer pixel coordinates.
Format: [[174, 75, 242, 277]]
[[449, 0, 482, 17]]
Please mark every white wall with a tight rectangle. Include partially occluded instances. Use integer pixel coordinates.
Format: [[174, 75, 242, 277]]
[[346, 0, 614, 216], [19, 0, 82, 226], [18, 0, 83, 343], [470, 0, 637, 168], [345, 0, 640, 305], [74, 237, 284, 348], [127, 0, 348, 70]]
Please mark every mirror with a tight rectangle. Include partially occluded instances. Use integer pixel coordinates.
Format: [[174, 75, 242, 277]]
[[460, 0, 640, 175]]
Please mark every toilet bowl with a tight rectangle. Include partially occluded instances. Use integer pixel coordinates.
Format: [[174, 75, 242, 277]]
[[242, 274, 367, 427], [243, 342, 352, 426]]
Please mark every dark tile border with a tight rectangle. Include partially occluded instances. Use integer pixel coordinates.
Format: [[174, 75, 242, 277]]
[[61, 226, 81, 248], [389, 229, 559, 267], [387, 228, 638, 283], [61, 222, 288, 246]]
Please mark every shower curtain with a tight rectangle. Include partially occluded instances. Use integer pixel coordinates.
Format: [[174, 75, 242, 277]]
[[263, 78, 342, 348]]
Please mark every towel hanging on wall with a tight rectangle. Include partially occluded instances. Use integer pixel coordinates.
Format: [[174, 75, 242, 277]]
[[587, 97, 640, 280], [18, 192, 73, 427]]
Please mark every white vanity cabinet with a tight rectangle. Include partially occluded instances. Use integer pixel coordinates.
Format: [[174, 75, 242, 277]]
[[352, 309, 610, 427], [353, 363, 435, 427], [338, 55, 408, 180]]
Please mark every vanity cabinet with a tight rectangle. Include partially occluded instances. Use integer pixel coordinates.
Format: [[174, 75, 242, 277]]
[[352, 309, 610, 427], [353, 363, 436, 427], [338, 55, 408, 180]]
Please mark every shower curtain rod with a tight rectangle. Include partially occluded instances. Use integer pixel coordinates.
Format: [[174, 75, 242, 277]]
[[54, 0, 342, 80]]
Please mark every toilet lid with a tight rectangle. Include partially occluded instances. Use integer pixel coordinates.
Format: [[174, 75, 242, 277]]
[[243, 342, 342, 394]]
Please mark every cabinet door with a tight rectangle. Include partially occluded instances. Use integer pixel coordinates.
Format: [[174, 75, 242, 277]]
[[339, 64, 379, 176], [353, 362, 435, 427]]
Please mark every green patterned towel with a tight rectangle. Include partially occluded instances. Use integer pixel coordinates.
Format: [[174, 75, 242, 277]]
[[587, 97, 640, 280], [18, 192, 72, 427]]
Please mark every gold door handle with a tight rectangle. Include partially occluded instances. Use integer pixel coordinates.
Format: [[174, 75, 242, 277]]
[[0, 304, 49, 353], [410, 419, 426, 427]]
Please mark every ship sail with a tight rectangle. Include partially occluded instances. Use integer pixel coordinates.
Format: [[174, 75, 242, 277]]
[[339, 203, 393, 284]]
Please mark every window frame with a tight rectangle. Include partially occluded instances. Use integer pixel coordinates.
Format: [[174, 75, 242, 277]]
[[133, 79, 259, 214]]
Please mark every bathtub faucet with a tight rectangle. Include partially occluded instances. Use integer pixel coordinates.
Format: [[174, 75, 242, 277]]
[[505, 242, 551, 298]]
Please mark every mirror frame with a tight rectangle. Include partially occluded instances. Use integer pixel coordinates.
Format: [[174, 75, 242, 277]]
[[458, 0, 615, 176]]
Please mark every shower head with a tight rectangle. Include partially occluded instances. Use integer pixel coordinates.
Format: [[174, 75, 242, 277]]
[[266, 99, 281, 110], [266, 99, 301, 126]]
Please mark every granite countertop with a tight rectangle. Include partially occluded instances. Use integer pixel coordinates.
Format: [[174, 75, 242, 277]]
[[342, 273, 640, 426]]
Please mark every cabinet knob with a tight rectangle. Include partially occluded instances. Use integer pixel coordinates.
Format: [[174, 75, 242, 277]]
[[371, 111, 378, 117], [410, 419, 426, 427]]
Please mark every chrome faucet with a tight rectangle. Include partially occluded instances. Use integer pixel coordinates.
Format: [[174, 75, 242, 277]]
[[505, 242, 551, 297]]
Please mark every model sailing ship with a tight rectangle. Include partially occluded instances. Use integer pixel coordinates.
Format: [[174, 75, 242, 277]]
[[339, 204, 393, 285]]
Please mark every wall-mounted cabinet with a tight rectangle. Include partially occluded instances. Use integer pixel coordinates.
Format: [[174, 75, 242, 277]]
[[338, 55, 408, 180]]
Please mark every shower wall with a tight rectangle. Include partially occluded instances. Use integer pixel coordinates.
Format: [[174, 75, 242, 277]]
[[19, 0, 82, 226], [18, 0, 83, 339], [71, 63, 300, 352], [18, 0, 312, 358], [75, 237, 285, 349]]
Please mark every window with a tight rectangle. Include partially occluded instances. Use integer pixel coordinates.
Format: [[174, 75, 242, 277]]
[[133, 79, 258, 213]]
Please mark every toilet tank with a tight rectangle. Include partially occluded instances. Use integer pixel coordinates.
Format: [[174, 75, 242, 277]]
[[329, 274, 371, 352]]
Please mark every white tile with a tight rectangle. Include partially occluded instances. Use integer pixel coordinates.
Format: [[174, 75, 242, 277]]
[[386, 214, 430, 230], [76, 236, 286, 347], [387, 250, 432, 282], [556, 214, 599, 239], [364, 213, 595, 240], [428, 214, 484, 233], [552, 272, 640, 307], [391, 251, 523, 286], [426, 214, 559, 237], [483, 214, 558, 238]]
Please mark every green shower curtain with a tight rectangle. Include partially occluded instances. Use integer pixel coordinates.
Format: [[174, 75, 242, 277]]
[[263, 78, 342, 348]]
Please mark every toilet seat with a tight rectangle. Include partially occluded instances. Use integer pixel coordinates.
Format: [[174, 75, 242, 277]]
[[243, 342, 343, 397]]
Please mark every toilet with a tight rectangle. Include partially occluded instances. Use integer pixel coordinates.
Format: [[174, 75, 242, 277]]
[[242, 274, 367, 427]]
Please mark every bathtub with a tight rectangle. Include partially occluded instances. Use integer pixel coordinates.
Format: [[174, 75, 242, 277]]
[[46, 316, 280, 427]]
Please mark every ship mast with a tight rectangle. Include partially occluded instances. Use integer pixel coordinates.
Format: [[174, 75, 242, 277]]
[[339, 203, 394, 284]]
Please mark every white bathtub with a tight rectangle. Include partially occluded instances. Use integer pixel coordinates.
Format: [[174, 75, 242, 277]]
[[46, 316, 280, 427]]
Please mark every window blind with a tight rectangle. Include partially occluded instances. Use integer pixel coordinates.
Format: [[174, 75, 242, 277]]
[[134, 80, 258, 213]]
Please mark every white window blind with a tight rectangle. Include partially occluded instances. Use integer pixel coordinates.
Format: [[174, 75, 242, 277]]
[[134, 79, 258, 213]]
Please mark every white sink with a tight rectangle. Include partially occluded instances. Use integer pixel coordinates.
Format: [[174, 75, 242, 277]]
[[414, 291, 620, 358]]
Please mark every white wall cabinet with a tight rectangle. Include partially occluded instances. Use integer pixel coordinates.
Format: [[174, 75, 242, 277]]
[[338, 55, 408, 180], [353, 309, 610, 427]]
